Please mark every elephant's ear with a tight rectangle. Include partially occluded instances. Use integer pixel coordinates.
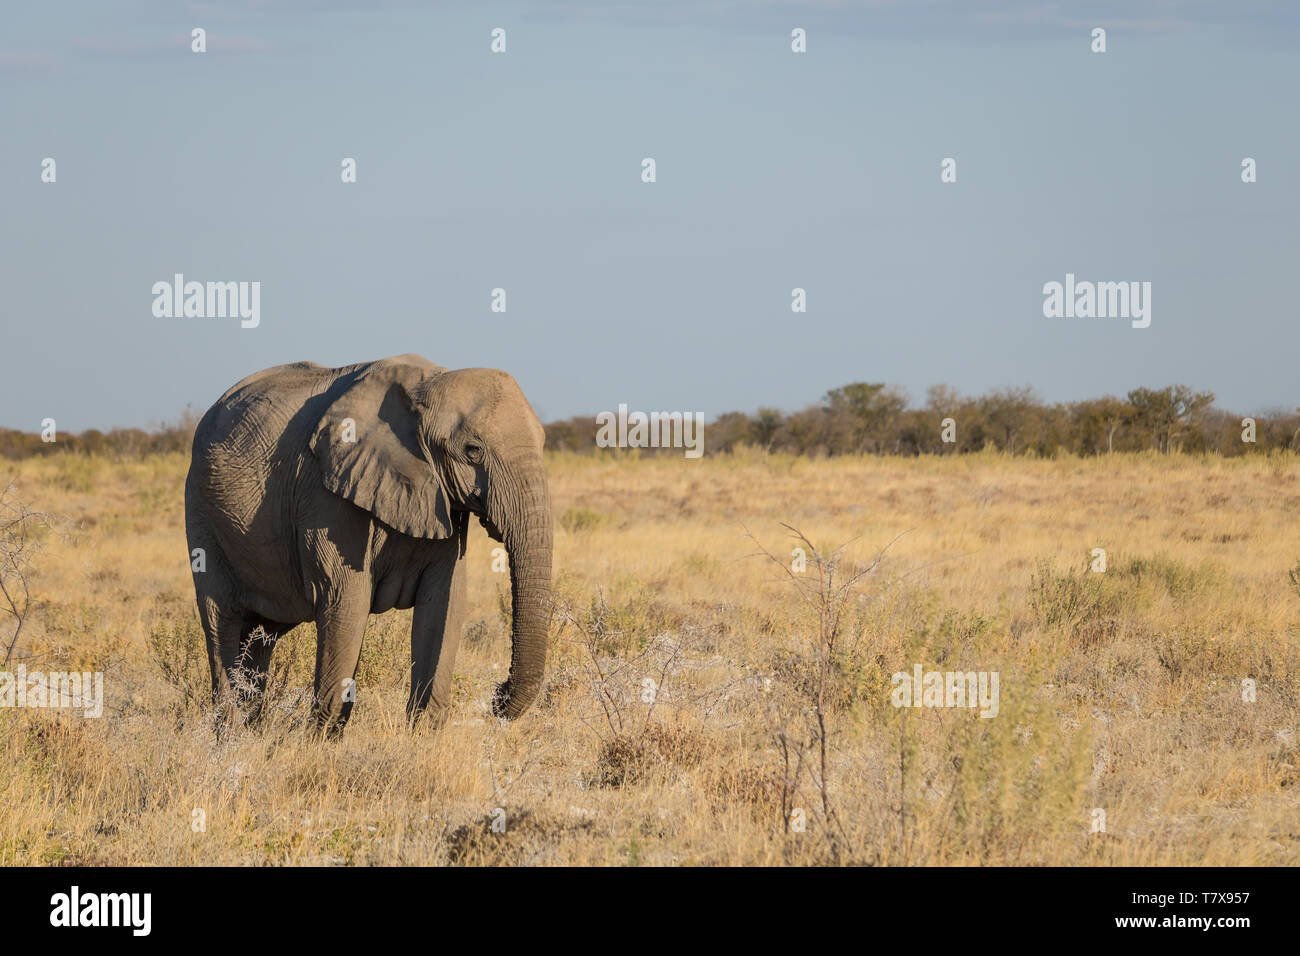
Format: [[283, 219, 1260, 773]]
[[310, 360, 453, 540]]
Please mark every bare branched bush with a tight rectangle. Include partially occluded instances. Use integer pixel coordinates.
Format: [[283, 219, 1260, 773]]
[[147, 614, 313, 734], [0, 481, 56, 667], [553, 589, 715, 787], [145, 610, 210, 711], [747, 523, 907, 861]]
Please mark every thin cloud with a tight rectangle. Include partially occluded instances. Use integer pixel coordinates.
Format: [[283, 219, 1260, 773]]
[[70, 32, 271, 58], [0, 50, 61, 71], [516, 0, 1299, 35]]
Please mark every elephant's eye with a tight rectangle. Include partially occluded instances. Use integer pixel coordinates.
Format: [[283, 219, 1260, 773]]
[[464, 442, 485, 464]]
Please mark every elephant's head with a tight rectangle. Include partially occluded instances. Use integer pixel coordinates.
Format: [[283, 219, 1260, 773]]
[[310, 355, 552, 720]]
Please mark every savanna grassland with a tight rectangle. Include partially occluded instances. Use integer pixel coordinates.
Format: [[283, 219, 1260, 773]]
[[2, 450, 1299, 865]]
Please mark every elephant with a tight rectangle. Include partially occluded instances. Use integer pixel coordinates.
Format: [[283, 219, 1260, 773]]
[[184, 354, 553, 734]]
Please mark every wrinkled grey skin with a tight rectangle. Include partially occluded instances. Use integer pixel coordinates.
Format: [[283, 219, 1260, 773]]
[[185, 355, 552, 734]]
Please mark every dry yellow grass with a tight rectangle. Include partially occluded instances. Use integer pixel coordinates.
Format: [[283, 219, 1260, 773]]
[[2, 449, 1298, 865]]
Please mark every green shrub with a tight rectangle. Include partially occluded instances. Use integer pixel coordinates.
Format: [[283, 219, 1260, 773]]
[[560, 506, 608, 534]]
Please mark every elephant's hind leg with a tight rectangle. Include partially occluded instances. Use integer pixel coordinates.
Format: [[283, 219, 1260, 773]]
[[197, 596, 293, 730], [196, 591, 246, 732], [189, 510, 245, 724], [310, 593, 371, 737], [235, 617, 296, 726]]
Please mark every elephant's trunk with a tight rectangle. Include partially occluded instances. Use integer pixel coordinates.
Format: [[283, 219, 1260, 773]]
[[490, 468, 552, 720]]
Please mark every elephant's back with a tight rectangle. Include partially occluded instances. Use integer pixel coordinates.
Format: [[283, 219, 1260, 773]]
[[204, 355, 442, 421], [187, 354, 445, 527], [194, 363, 331, 460], [211, 360, 333, 411], [187, 362, 338, 540]]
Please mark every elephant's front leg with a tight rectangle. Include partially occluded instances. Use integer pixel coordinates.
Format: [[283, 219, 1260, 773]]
[[407, 555, 468, 726], [311, 590, 371, 736]]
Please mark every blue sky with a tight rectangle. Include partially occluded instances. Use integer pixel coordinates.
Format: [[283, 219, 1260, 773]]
[[2, 1, 1297, 429]]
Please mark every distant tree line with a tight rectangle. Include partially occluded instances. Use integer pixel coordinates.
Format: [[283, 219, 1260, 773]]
[[544, 384, 1300, 457], [0, 411, 198, 460], [2, 385, 1295, 461]]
